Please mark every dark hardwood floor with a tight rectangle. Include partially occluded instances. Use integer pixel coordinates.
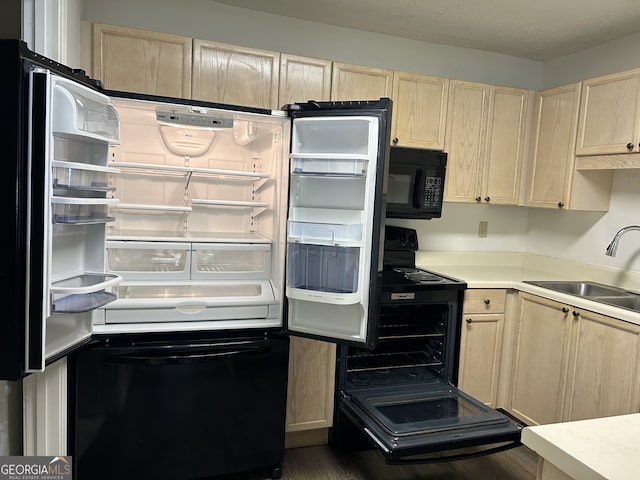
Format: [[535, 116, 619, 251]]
[[221, 443, 538, 480]]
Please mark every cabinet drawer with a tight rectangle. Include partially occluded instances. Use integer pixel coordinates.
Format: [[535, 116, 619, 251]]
[[463, 289, 506, 314]]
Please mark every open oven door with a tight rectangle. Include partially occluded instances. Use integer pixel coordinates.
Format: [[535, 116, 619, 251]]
[[337, 382, 523, 464]]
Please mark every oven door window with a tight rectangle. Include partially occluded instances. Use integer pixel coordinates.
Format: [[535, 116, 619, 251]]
[[338, 383, 522, 459]]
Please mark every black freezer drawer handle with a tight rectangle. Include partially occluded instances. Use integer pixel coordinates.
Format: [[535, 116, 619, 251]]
[[106, 344, 270, 366]]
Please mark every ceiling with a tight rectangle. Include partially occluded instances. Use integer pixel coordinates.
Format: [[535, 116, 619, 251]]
[[212, 0, 640, 61]]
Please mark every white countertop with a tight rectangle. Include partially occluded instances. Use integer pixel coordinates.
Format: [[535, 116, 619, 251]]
[[522, 414, 640, 480], [414, 253, 640, 326]]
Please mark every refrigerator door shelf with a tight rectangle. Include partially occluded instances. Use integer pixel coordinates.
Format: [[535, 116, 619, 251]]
[[50, 272, 122, 314], [51, 197, 119, 224], [290, 154, 369, 177], [287, 220, 363, 245], [52, 160, 120, 192], [51, 77, 120, 143], [286, 287, 361, 306]]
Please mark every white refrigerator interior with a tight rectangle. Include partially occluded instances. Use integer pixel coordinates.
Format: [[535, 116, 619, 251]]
[[98, 98, 290, 333], [35, 73, 122, 371], [286, 116, 380, 343]]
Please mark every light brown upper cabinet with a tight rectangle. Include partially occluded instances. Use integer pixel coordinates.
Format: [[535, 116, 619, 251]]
[[192, 40, 279, 109], [526, 83, 612, 211], [92, 23, 192, 98], [278, 54, 332, 106], [444, 81, 530, 205], [390, 72, 449, 150], [330, 62, 393, 101], [575, 68, 640, 156]]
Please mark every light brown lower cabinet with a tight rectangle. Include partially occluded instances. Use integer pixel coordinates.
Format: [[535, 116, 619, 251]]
[[457, 289, 507, 407], [509, 293, 640, 426], [285, 337, 336, 447]]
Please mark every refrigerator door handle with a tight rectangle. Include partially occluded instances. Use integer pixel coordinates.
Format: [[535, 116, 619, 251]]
[[25, 70, 51, 372]]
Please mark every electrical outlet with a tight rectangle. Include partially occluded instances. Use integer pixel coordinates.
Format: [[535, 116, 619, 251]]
[[478, 221, 488, 238]]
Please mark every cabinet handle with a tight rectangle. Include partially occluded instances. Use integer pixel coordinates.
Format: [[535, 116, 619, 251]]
[[483, 298, 491, 305], [572, 310, 580, 317], [484, 196, 491, 202], [562, 307, 569, 313], [627, 142, 634, 150], [558, 202, 565, 208], [392, 137, 399, 144], [475, 196, 482, 202], [466, 318, 473, 324]]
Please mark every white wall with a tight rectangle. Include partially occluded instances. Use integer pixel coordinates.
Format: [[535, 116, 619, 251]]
[[83, 0, 542, 89], [80, 0, 640, 274], [542, 31, 640, 89]]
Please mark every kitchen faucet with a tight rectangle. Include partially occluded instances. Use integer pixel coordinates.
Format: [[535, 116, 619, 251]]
[[605, 225, 640, 257]]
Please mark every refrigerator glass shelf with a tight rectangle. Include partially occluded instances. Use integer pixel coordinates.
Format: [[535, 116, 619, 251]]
[[191, 199, 270, 208], [114, 161, 269, 180]]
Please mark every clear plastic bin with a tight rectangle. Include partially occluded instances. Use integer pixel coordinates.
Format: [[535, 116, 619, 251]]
[[50, 272, 121, 313], [52, 160, 118, 192], [52, 78, 119, 142], [290, 155, 368, 176], [106, 241, 190, 279], [286, 243, 359, 294], [291, 117, 374, 155], [287, 220, 362, 243], [51, 197, 118, 225], [192, 244, 271, 279]]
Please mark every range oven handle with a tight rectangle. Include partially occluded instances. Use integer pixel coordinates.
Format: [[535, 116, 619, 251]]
[[385, 441, 522, 465], [106, 345, 270, 366]]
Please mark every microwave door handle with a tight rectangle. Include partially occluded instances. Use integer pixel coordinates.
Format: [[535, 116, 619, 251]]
[[411, 169, 424, 208]]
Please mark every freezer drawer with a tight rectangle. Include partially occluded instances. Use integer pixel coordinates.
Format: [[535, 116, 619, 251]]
[[338, 383, 522, 463]]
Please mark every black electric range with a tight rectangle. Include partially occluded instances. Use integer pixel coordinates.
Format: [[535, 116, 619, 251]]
[[331, 226, 522, 464]]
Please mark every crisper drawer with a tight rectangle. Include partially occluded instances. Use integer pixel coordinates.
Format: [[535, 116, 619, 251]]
[[106, 241, 191, 280], [286, 243, 360, 295], [191, 243, 271, 280], [103, 281, 276, 324]]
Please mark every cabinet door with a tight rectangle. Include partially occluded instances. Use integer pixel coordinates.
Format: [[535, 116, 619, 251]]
[[443, 80, 490, 203], [192, 40, 279, 109], [92, 23, 192, 97], [526, 83, 581, 209], [278, 54, 332, 106], [511, 293, 573, 425], [482, 86, 530, 205], [458, 313, 504, 407], [285, 337, 336, 432], [330, 62, 393, 101], [576, 69, 640, 155], [563, 309, 640, 421], [391, 71, 449, 150]]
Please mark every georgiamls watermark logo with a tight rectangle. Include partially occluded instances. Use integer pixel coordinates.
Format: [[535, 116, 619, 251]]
[[0, 456, 72, 480]]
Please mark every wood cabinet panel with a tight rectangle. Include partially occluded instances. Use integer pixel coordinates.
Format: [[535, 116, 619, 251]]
[[444, 80, 489, 202], [391, 71, 449, 149], [458, 313, 504, 407], [92, 23, 192, 97], [330, 62, 393, 101], [576, 69, 640, 155], [511, 293, 573, 425], [192, 40, 279, 109], [278, 54, 332, 106], [285, 337, 336, 432], [563, 310, 640, 421], [482, 86, 530, 204]]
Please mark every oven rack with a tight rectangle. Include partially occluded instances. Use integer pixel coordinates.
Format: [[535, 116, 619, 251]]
[[377, 324, 446, 339], [346, 351, 443, 372]]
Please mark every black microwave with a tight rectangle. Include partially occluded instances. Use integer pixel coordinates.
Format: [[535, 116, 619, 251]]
[[385, 147, 447, 219]]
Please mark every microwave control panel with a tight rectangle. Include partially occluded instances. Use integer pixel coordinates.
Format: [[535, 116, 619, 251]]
[[422, 176, 443, 207]]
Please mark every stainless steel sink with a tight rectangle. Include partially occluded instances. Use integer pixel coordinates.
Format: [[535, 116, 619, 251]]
[[523, 280, 630, 297], [523, 280, 640, 314]]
